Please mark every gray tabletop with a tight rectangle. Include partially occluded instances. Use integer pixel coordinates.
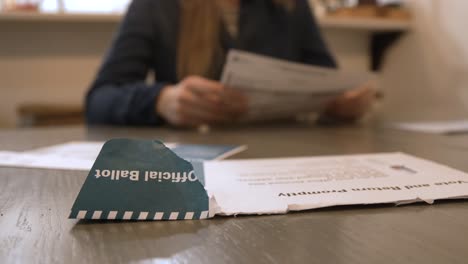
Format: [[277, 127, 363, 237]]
[[1, 122, 468, 264]]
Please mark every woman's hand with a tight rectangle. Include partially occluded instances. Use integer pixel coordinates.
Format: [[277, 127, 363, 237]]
[[156, 76, 247, 126], [323, 84, 377, 122]]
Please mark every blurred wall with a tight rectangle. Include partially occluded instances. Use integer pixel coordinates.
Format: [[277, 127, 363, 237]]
[[380, 0, 468, 121], [0, 21, 117, 128]]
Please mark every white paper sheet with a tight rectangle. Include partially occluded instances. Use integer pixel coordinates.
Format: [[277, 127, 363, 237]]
[[0, 151, 95, 171], [394, 120, 468, 134], [0, 141, 246, 171], [203, 153, 468, 215], [221, 50, 373, 121]]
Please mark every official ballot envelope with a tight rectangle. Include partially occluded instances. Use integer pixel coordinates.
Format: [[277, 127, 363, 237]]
[[69, 139, 212, 221], [70, 139, 468, 221], [221, 50, 373, 121]]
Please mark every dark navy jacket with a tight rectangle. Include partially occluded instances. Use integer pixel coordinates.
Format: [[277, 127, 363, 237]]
[[86, 0, 337, 126]]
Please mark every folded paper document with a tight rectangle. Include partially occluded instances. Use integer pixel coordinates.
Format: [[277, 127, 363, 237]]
[[204, 154, 468, 215], [394, 120, 468, 134], [70, 139, 468, 221], [221, 50, 372, 121]]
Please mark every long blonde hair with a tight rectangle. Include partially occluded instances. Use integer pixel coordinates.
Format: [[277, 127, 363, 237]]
[[177, 0, 295, 80]]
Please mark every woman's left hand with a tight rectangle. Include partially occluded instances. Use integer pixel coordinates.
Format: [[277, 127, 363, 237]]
[[323, 84, 377, 122]]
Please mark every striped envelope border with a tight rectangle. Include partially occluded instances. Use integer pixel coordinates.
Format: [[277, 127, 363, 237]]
[[70, 210, 210, 220]]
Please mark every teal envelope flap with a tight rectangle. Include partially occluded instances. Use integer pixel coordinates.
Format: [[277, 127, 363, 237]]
[[69, 139, 210, 221]]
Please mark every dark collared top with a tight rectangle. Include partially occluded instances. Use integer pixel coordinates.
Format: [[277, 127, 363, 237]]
[[86, 0, 337, 126]]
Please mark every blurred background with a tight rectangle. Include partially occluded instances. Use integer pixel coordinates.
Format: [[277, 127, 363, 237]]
[[0, 0, 467, 128]]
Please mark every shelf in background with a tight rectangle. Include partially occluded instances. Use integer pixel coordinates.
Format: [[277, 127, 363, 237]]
[[0, 11, 411, 31], [319, 16, 411, 31], [0, 12, 121, 23]]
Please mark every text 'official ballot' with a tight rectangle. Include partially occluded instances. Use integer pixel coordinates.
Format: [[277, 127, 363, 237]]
[[69, 139, 210, 221]]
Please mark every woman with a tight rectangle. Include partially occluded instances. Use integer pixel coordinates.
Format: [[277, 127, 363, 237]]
[[86, 0, 375, 126]]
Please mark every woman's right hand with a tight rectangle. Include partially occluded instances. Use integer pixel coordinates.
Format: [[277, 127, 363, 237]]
[[156, 76, 247, 127]]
